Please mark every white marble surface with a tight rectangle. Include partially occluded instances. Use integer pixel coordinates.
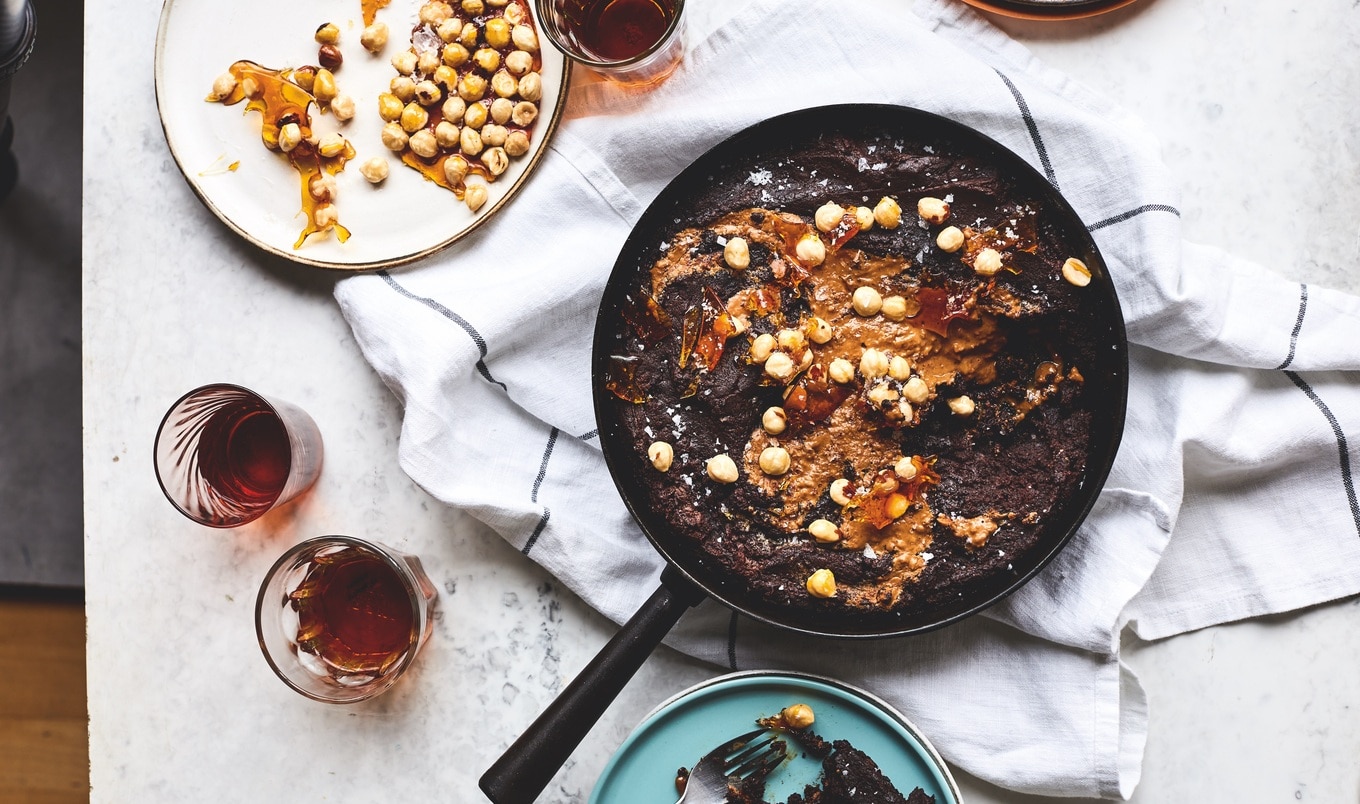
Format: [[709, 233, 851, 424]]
[[83, 0, 1360, 801]]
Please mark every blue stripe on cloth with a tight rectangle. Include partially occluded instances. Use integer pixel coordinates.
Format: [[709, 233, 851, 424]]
[[1284, 371, 1360, 538], [377, 271, 507, 391]]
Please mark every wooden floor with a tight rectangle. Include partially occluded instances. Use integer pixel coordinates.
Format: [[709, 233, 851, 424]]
[[0, 590, 88, 804]]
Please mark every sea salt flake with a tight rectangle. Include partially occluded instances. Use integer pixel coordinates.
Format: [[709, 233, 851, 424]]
[[747, 169, 773, 186], [857, 157, 870, 172], [872, 162, 887, 171]]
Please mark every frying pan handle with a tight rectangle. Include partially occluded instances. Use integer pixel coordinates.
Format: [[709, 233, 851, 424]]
[[478, 565, 706, 803]]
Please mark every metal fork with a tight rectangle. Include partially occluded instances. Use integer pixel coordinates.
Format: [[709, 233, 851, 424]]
[[676, 728, 788, 804]]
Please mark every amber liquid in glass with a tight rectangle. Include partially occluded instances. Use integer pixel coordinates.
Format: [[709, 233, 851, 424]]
[[570, 0, 675, 60], [291, 547, 414, 677], [195, 401, 291, 509]]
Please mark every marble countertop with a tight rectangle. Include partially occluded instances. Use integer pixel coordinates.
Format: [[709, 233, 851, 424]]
[[83, 0, 1360, 801]]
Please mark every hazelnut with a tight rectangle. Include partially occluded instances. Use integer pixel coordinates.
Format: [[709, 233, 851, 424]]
[[464, 181, 489, 212], [814, 202, 845, 233], [828, 358, 855, 385], [435, 120, 461, 148], [359, 156, 389, 184], [420, 1, 454, 24], [851, 286, 882, 316], [511, 100, 538, 127], [764, 351, 796, 381], [241, 75, 261, 98], [414, 80, 443, 106], [749, 333, 777, 363], [866, 381, 898, 406], [463, 101, 488, 129], [208, 71, 236, 101], [330, 93, 356, 121], [436, 18, 463, 43], [859, 348, 889, 379], [806, 316, 833, 344], [511, 24, 539, 51], [460, 126, 484, 156], [518, 72, 543, 102], [293, 66, 318, 92], [888, 356, 911, 381], [973, 248, 1003, 277], [948, 395, 976, 416], [794, 232, 826, 266], [314, 203, 339, 230], [898, 399, 915, 421], [759, 446, 791, 476], [806, 569, 836, 598], [917, 196, 950, 225], [490, 97, 514, 125], [885, 493, 909, 520], [417, 49, 442, 76], [829, 478, 853, 506], [432, 64, 457, 90], [459, 72, 488, 102], [462, 0, 484, 14], [318, 44, 344, 71], [854, 206, 874, 231], [485, 17, 512, 48], [761, 407, 786, 435], [442, 95, 467, 121], [776, 328, 806, 353], [312, 68, 338, 103], [378, 93, 405, 121], [444, 154, 470, 184], [1062, 257, 1092, 287], [504, 1, 524, 23], [277, 122, 302, 153], [894, 456, 918, 481], [314, 22, 341, 45], [902, 376, 929, 404], [409, 129, 439, 158], [706, 454, 739, 484], [807, 519, 839, 544], [443, 43, 470, 67], [492, 69, 520, 99], [936, 225, 965, 253], [392, 49, 418, 75], [360, 22, 389, 53], [781, 704, 816, 729], [317, 132, 348, 158], [504, 130, 531, 156], [723, 237, 750, 270], [381, 121, 409, 151], [308, 172, 336, 201], [648, 441, 674, 472], [400, 102, 429, 133], [481, 146, 510, 176], [880, 295, 908, 321], [459, 22, 479, 48], [505, 49, 534, 75], [873, 197, 901, 229], [482, 124, 509, 147], [474, 47, 502, 73], [390, 75, 417, 102]]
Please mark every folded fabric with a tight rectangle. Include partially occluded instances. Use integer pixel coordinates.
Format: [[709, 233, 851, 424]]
[[334, 0, 1360, 796]]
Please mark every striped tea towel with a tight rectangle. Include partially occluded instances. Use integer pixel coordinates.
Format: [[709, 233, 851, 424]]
[[334, 0, 1360, 796]]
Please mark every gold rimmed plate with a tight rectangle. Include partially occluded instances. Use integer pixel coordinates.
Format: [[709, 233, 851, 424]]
[[155, 0, 570, 271]]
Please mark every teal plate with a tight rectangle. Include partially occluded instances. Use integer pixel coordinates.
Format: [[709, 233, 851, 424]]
[[590, 671, 961, 803]]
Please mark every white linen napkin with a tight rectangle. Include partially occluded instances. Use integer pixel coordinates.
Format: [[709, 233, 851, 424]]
[[334, 0, 1360, 796]]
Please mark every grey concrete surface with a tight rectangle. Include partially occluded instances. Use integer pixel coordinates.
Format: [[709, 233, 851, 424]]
[[0, 0, 82, 588]]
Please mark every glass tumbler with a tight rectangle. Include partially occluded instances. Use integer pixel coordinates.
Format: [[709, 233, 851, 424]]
[[153, 383, 323, 528], [536, 0, 687, 86], [255, 535, 438, 703]]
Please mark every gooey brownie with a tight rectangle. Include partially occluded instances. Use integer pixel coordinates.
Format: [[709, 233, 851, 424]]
[[606, 124, 1112, 625]]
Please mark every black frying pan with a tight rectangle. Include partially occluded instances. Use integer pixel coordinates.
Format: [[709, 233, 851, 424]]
[[481, 104, 1128, 802]]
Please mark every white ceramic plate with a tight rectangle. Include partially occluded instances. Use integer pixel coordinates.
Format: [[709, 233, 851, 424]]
[[155, 0, 569, 270]]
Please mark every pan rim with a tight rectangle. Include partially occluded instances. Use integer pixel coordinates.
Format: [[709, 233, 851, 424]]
[[592, 102, 1129, 639]]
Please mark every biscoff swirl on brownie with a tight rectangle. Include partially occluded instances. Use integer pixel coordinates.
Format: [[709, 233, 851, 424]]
[[604, 125, 1115, 625]]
